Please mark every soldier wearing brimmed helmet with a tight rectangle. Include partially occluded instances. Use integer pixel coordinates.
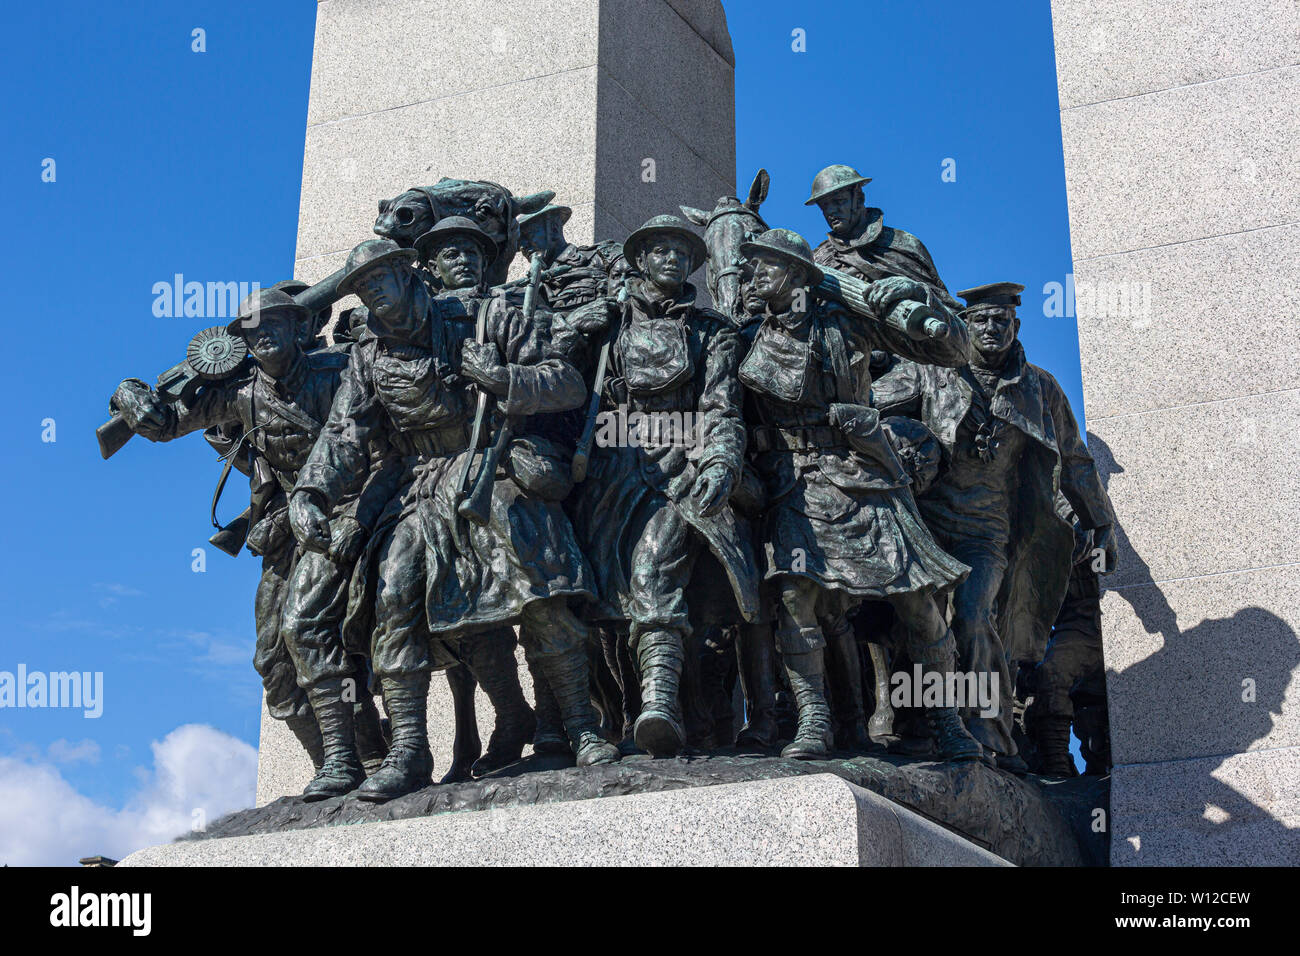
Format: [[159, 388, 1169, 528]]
[[872, 281, 1117, 771], [737, 227, 982, 763], [108, 287, 390, 799], [292, 228, 619, 801], [554, 214, 759, 759], [805, 163, 962, 334]]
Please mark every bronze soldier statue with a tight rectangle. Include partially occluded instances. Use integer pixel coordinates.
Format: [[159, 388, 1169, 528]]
[[873, 282, 1117, 771], [109, 288, 388, 799], [558, 215, 759, 757], [806, 164, 963, 330], [291, 226, 618, 801], [737, 229, 982, 761]]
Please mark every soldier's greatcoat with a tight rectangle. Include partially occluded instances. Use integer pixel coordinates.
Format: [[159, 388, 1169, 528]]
[[556, 281, 759, 630], [739, 301, 970, 600], [872, 342, 1114, 664], [297, 279, 591, 676]]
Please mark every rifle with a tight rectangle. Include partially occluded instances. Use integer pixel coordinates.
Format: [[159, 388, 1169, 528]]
[[457, 253, 545, 526], [96, 268, 347, 459], [571, 282, 628, 483], [817, 265, 950, 340]]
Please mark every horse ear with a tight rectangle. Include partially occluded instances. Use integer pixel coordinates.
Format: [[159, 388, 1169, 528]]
[[746, 169, 770, 211], [680, 205, 709, 225], [515, 190, 555, 215]]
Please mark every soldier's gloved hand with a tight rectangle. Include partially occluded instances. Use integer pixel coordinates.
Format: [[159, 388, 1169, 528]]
[[1092, 524, 1120, 575], [111, 379, 166, 436], [866, 276, 926, 317], [327, 515, 365, 565], [460, 340, 509, 396], [289, 490, 332, 553], [692, 462, 735, 518]]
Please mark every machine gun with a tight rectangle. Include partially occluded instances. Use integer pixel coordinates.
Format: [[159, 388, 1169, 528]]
[[95, 326, 249, 459], [817, 265, 952, 340], [96, 269, 346, 459]]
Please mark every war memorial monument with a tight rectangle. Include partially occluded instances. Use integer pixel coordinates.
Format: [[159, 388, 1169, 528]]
[[102, 0, 1298, 867]]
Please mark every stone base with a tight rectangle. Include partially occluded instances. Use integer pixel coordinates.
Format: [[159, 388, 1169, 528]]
[[135, 752, 1106, 866], [120, 773, 1006, 867]]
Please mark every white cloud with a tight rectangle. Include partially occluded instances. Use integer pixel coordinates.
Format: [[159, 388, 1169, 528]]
[[46, 738, 101, 765], [0, 724, 256, 866]]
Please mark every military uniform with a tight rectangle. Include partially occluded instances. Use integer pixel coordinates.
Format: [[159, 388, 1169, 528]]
[[298, 232, 616, 799], [556, 215, 758, 756], [735, 229, 978, 760], [112, 290, 386, 798], [873, 284, 1115, 760]]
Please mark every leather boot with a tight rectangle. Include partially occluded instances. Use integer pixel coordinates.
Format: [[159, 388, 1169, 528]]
[[912, 628, 983, 763], [284, 711, 324, 771], [633, 629, 685, 757], [528, 665, 571, 755], [780, 650, 833, 760], [1035, 714, 1076, 775], [466, 629, 536, 777], [353, 691, 389, 777], [355, 673, 433, 802], [302, 679, 366, 801], [536, 645, 620, 767], [735, 620, 779, 750]]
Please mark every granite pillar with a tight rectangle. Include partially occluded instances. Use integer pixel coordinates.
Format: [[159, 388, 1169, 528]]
[[1050, 0, 1300, 864]]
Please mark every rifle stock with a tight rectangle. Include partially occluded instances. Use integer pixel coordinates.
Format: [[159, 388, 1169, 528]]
[[96, 413, 135, 460]]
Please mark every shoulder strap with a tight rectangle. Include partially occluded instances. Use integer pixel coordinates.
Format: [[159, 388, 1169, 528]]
[[818, 311, 855, 404]]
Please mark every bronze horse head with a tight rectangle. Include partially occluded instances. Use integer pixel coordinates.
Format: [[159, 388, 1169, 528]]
[[680, 169, 770, 320]]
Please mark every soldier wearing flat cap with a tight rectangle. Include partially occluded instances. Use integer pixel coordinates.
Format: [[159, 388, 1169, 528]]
[[109, 289, 390, 799], [293, 228, 618, 800], [516, 204, 624, 317], [555, 214, 759, 758], [873, 281, 1118, 771], [806, 164, 963, 332], [737, 228, 981, 761]]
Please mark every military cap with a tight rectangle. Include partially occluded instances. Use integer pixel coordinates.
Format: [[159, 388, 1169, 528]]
[[336, 239, 419, 298], [413, 215, 498, 265], [622, 214, 707, 271], [804, 164, 873, 206], [739, 227, 824, 286], [517, 204, 573, 230], [226, 288, 309, 335], [957, 282, 1025, 312]]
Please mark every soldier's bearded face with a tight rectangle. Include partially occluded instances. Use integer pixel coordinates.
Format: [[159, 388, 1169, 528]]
[[639, 237, 692, 292], [968, 307, 1018, 359], [817, 187, 865, 237], [356, 264, 406, 321], [435, 238, 485, 289]]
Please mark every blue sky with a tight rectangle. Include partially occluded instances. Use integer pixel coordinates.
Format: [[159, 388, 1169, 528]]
[[0, 0, 1083, 859]]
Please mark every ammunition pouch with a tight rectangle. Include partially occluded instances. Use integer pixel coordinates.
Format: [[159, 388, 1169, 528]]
[[506, 434, 573, 502]]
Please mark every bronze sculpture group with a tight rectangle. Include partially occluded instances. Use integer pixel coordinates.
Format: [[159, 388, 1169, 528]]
[[103, 165, 1117, 803]]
